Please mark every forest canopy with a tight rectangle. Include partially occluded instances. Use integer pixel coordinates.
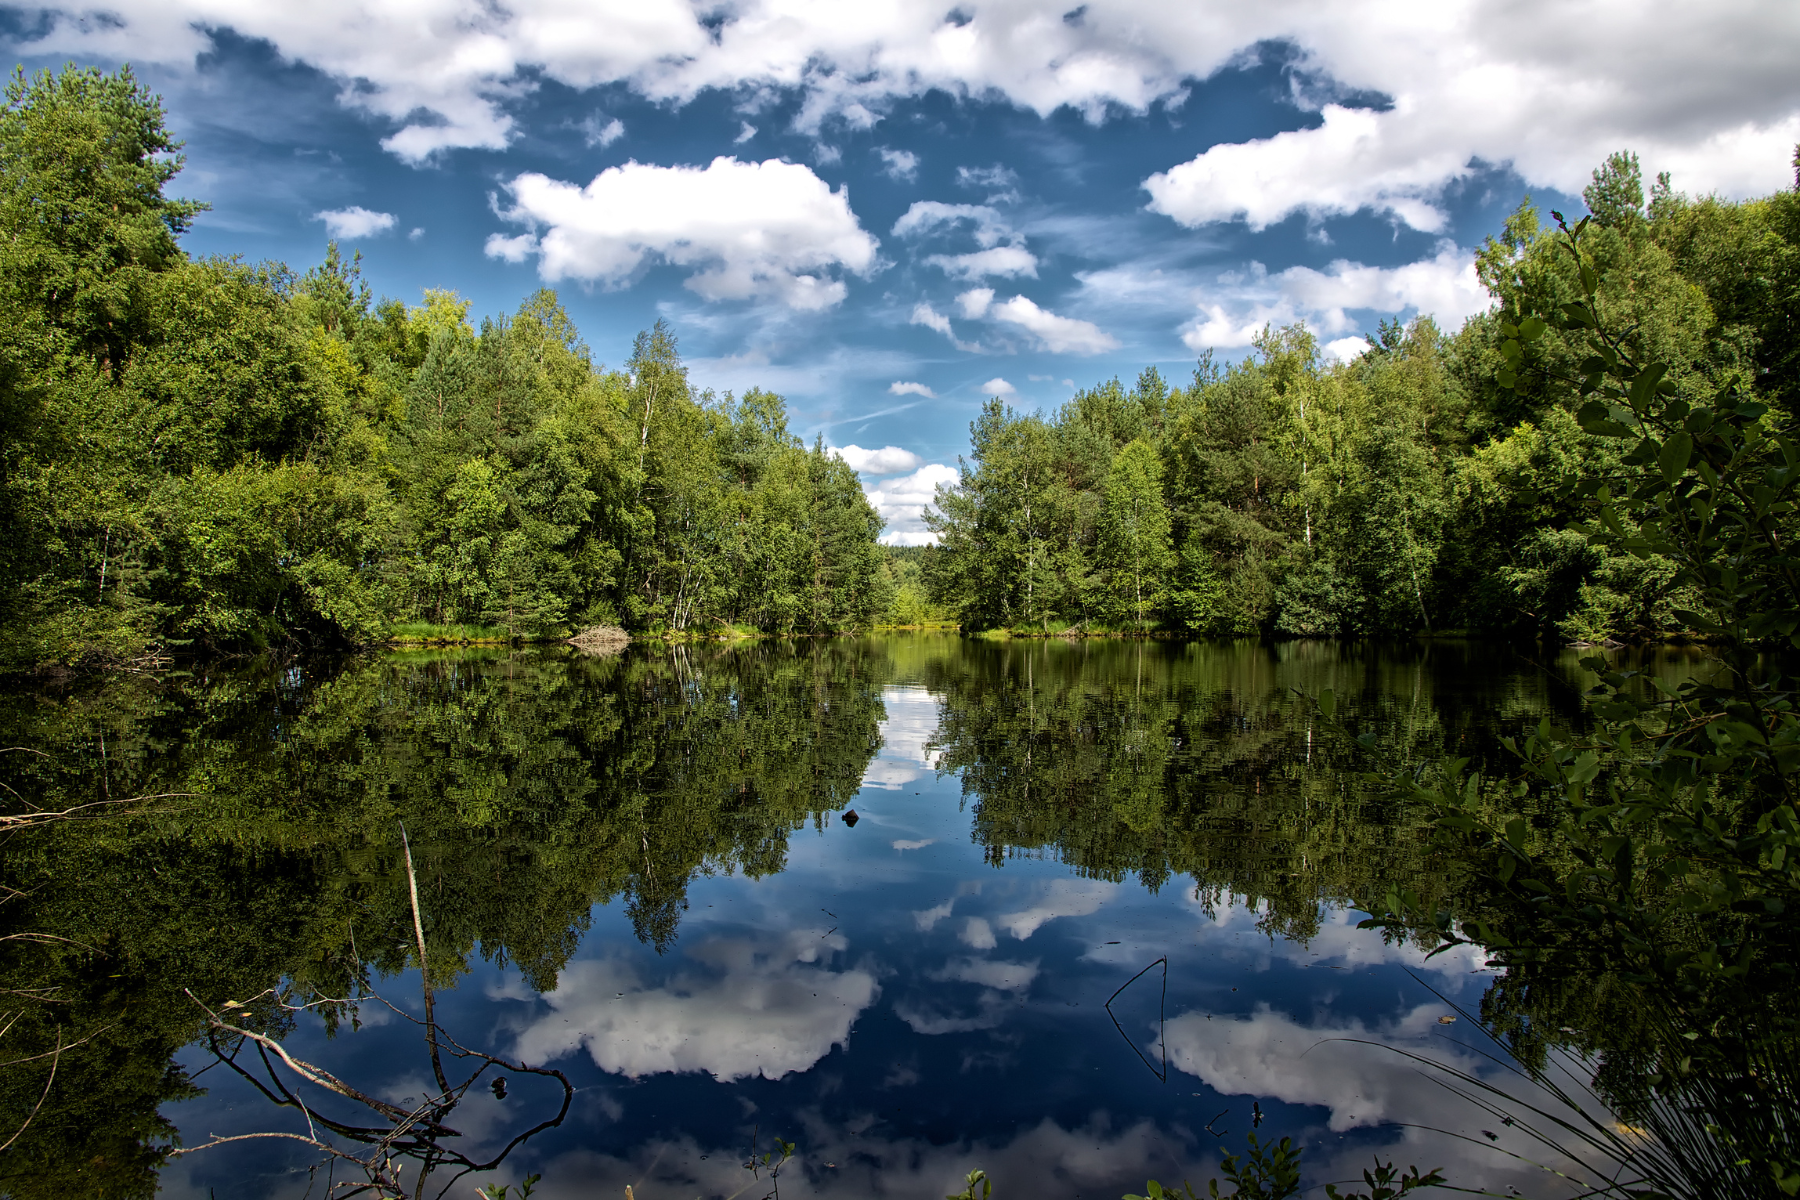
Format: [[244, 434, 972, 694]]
[[0, 64, 888, 670], [6, 63, 1799, 666], [925, 150, 1800, 642]]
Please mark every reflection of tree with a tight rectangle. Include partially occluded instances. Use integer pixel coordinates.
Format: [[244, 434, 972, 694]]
[[0, 641, 889, 1198], [923, 638, 1595, 938]]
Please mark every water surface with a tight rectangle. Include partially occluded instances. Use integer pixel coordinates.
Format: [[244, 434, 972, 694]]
[[0, 636, 1714, 1199]]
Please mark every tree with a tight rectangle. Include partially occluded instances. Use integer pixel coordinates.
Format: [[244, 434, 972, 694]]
[[1097, 439, 1173, 626]]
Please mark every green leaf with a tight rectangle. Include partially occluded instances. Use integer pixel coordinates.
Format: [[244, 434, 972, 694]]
[[1629, 362, 1668, 410], [1317, 687, 1336, 719], [1659, 432, 1693, 485]]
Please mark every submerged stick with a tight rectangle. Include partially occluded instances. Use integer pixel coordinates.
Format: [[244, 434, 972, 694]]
[[399, 823, 451, 1098]]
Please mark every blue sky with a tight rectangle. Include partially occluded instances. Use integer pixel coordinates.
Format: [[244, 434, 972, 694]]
[[5, 1, 1797, 541]]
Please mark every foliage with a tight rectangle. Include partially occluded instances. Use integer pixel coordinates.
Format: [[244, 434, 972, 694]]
[[1124, 1138, 1442, 1200], [0, 640, 890, 1195], [926, 151, 1800, 643], [0, 65, 883, 671], [1363, 209, 1800, 1198]]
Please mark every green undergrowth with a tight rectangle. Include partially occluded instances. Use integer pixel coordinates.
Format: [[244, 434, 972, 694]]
[[386, 622, 518, 644]]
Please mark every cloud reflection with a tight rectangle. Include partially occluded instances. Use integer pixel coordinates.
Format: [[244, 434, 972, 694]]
[[527, 1115, 1192, 1200], [997, 878, 1115, 939], [512, 929, 877, 1081]]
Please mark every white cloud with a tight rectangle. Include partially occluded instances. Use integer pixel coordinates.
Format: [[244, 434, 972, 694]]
[[996, 878, 1114, 940], [980, 377, 1016, 396], [511, 929, 876, 1082], [865, 462, 959, 544], [1279, 240, 1488, 332], [892, 201, 1013, 247], [929, 246, 1038, 280], [891, 838, 935, 850], [913, 900, 955, 932], [1181, 301, 1289, 352], [877, 146, 919, 180], [909, 301, 981, 353], [315, 206, 396, 239], [832, 443, 924, 475], [1180, 242, 1489, 352], [910, 301, 954, 337], [956, 287, 994, 319], [407, 226, 425, 241], [484, 232, 538, 263], [1326, 336, 1370, 362], [29, 0, 1800, 218], [957, 164, 1019, 192], [931, 956, 1039, 992], [580, 113, 624, 147], [959, 917, 998, 950], [487, 157, 877, 310], [888, 380, 936, 398], [866, 684, 945, 786], [525, 1117, 1190, 1200], [990, 296, 1119, 355], [733, 120, 757, 143]]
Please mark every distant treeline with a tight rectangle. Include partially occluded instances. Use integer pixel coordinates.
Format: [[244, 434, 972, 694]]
[[0, 65, 886, 670], [926, 151, 1800, 641]]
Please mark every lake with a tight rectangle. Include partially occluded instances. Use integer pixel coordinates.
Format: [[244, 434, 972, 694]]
[[0, 635, 1718, 1199]]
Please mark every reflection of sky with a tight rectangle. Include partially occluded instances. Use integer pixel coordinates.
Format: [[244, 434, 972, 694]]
[[161, 683, 1588, 1200], [860, 685, 943, 790]]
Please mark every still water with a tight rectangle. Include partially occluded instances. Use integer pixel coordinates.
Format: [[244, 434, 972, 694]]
[[0, 636, 1711, 1199]]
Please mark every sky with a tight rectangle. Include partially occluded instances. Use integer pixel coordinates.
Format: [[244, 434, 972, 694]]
[[4, 1, 1798, 543]]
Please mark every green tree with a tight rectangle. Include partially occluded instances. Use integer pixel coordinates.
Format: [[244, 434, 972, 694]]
[[1097, 439, 1173, 626]]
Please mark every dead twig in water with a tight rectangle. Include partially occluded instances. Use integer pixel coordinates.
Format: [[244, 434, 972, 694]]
[[171, 829, 572, 1199]]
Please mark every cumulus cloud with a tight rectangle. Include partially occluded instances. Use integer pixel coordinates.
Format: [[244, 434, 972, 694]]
[[957, 164, 1020, 192], [580, 113, 624, 147], [913, 900, 956, 932], [926, 246, 1039, 280], [25, 0, 1799, 220], [866, 462, 959, 545], [1279, 240, 1488, 332], [864, 685, 945, 786], [832, 443, 924, 475], [524, 1117, 1192, 1200], [996, 878, 1114, 940], [990, 296, 1119, 355], [315, 206, 396, 239], [486, 157, 877, 309], [909, 301, 981, 353], [910, 301, 955, 337], [511, 929, 876, 1081], [980, 377, 1016, 396], [877, 146, 919, 180], [959, 917, 998, 950], [956, 288, 995, 319], [1180, 242, 1489, 352], [931, 956, 1039, 991], [1162, 1000, 1569, 1157], [894, 202, 1035, 281], [888, 380, 936, 398], [892, 201, 1014, 247]]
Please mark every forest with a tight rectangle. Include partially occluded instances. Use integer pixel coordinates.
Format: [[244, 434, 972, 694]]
[[927, 153, 1800, 642], [0, 66, 888, 672], [7, 61, 1800, 671]]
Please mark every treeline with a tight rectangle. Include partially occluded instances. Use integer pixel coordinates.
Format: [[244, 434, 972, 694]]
[[928, 151, 1800, 641], [0, 65, 885, 670]]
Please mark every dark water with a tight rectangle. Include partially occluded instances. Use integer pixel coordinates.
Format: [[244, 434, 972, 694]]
[[0, 636, 1718, 1199]]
